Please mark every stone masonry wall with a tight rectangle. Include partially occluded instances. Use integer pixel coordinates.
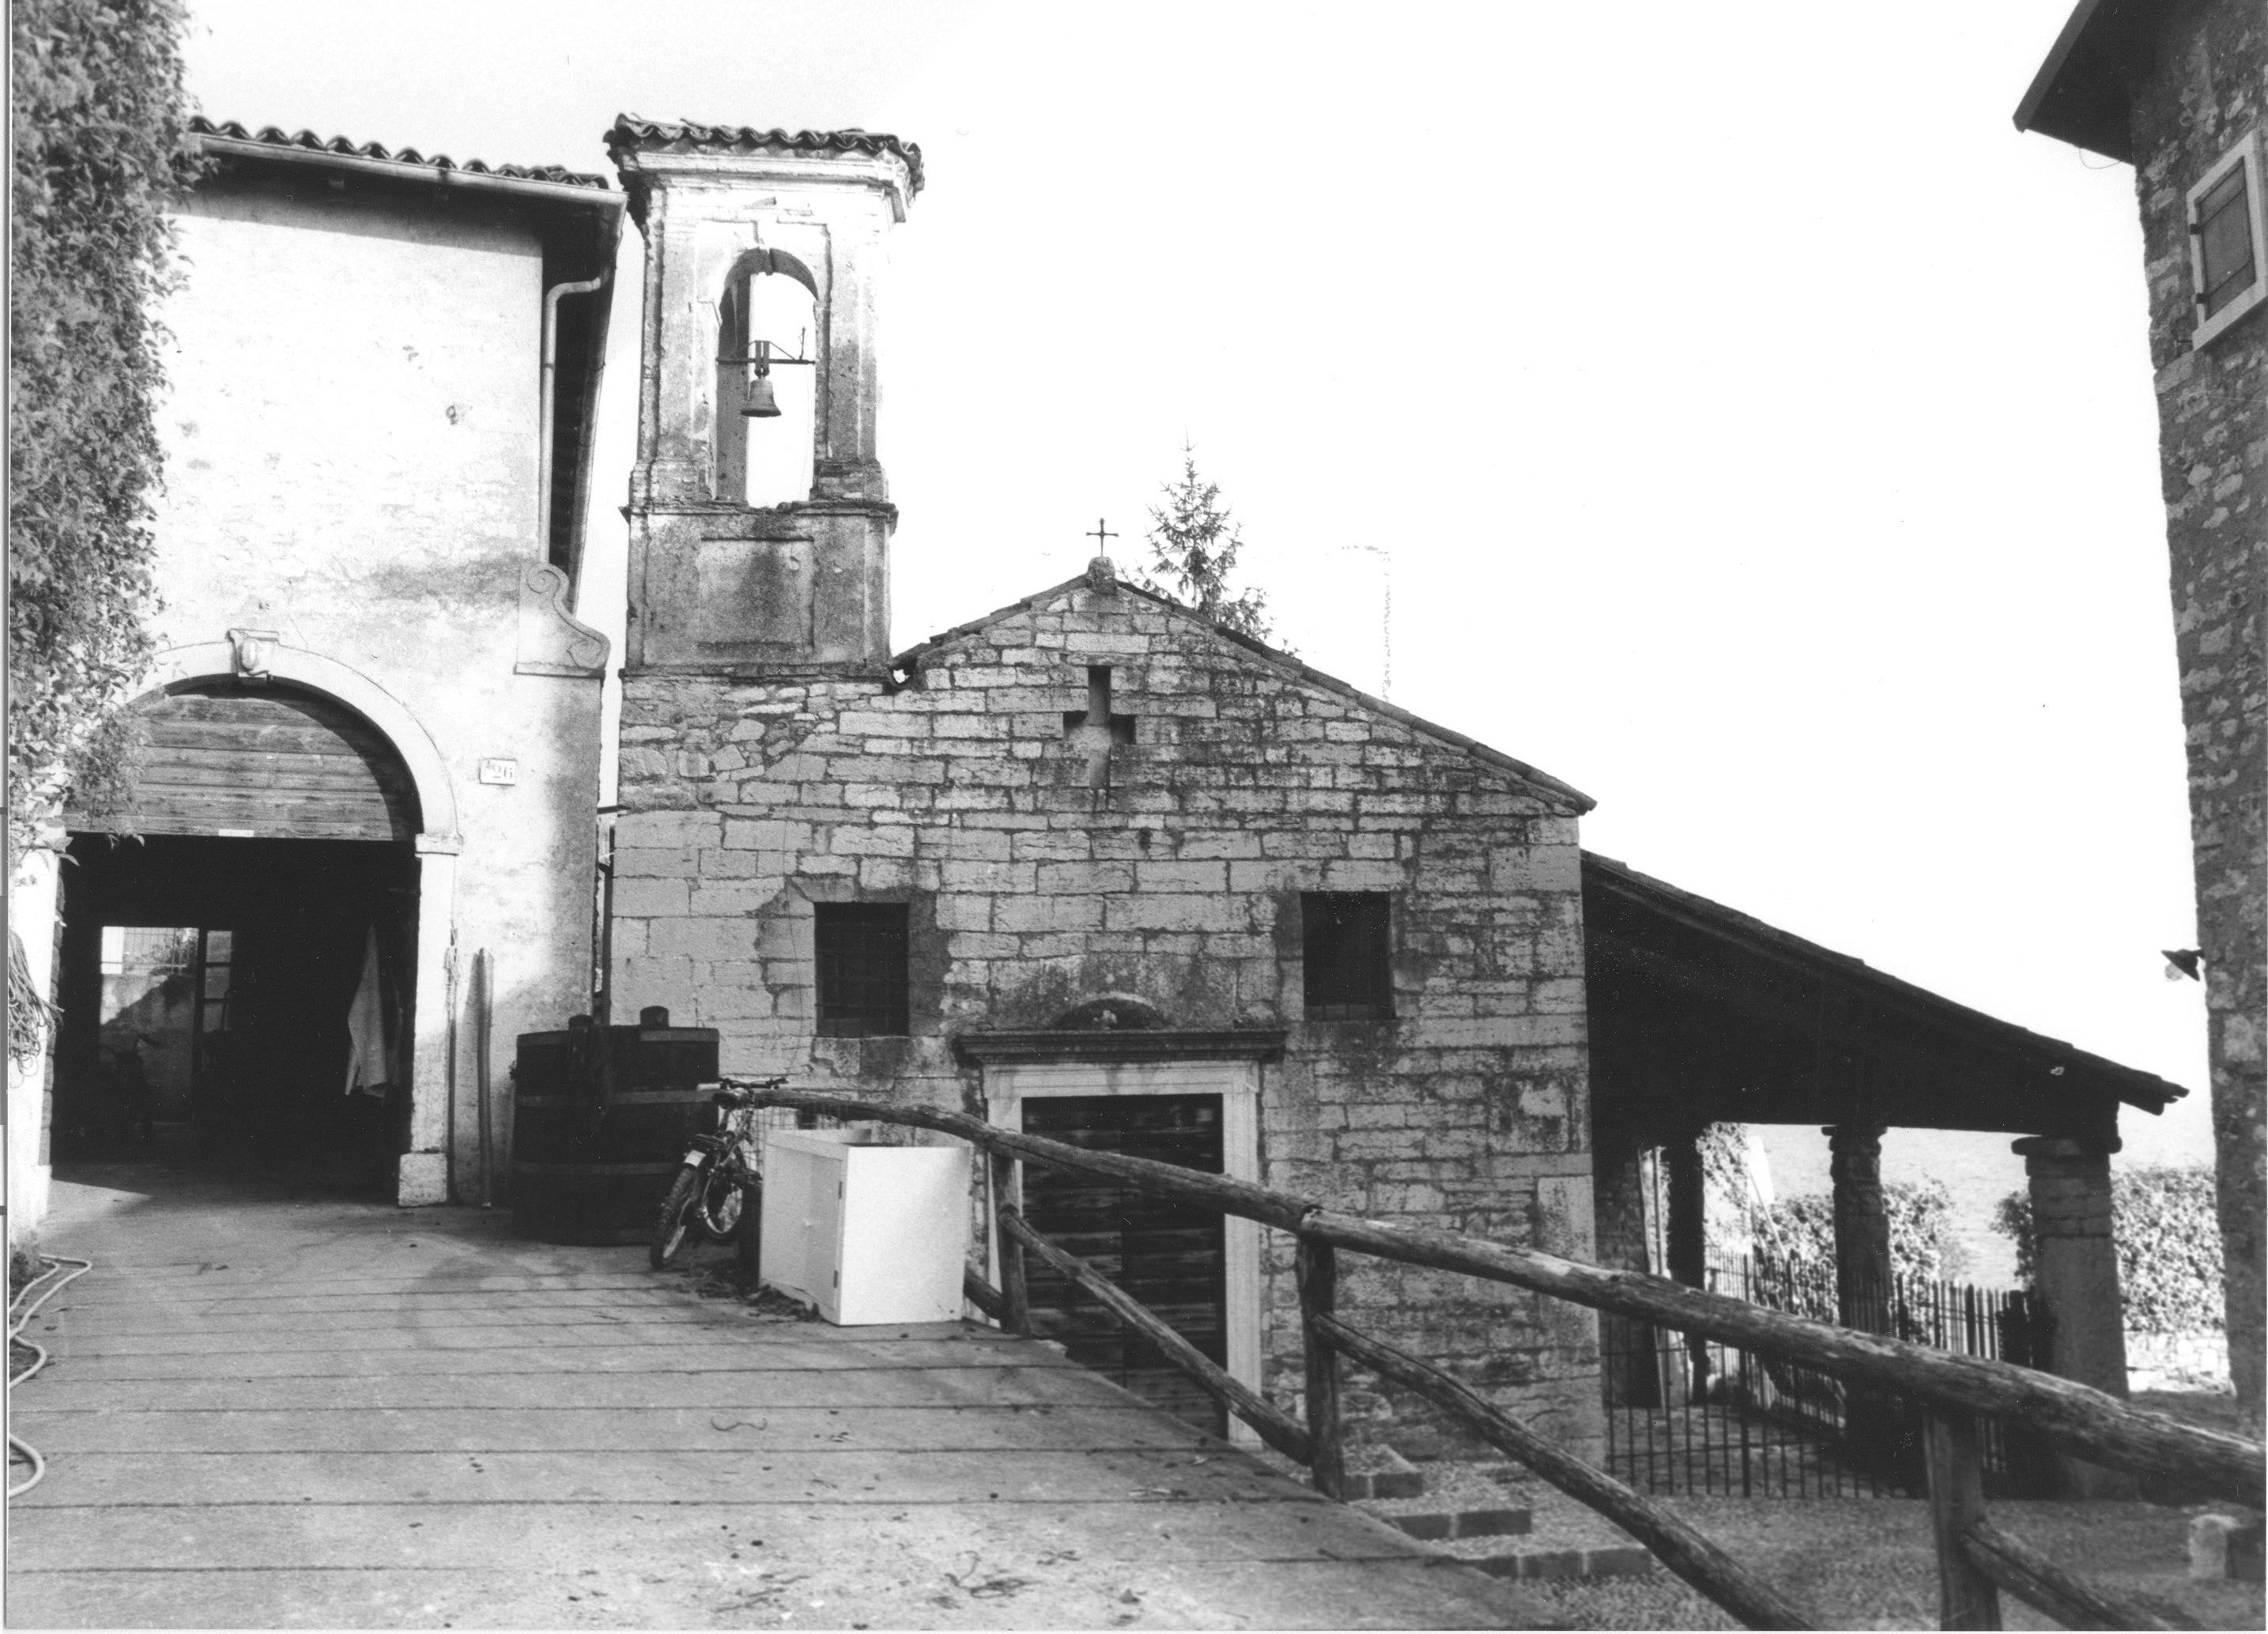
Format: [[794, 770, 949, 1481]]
[[613, 577, 1602, 1455], [2130, 0, 2266, 1428]]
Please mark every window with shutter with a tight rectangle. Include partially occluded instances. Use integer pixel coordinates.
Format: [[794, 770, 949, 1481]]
[[2188, 130, 2266, 349]]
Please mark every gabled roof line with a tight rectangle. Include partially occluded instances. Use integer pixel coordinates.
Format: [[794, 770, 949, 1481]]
[[892, 572, 1596, 814]]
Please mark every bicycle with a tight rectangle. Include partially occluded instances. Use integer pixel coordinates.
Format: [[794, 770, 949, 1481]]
[[650, 1075, 783, 1270]]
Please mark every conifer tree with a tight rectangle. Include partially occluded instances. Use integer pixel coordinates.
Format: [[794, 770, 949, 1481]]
[[1136, 443, 1274, 643]]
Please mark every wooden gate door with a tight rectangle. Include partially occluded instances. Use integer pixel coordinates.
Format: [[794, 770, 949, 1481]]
[[1021, 1093, 1228, 1433]]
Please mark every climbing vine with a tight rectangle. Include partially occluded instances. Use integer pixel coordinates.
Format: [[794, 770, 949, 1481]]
[[9, 0, 202, 865]]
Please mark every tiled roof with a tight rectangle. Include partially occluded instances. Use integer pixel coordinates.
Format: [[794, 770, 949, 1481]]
[[604, 115, 925, 196], [191, 118, 612, 191], [1583, 851, 2191, 1111], [890, 565, 1595, 813]]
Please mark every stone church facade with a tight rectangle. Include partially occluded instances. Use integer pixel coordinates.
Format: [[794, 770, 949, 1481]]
[[603, 119, 1602, 1451]]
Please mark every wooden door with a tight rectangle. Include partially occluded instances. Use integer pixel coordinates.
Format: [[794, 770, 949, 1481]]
[[69, 683, 419, 842], [1021, 1094, 1227, 1433]]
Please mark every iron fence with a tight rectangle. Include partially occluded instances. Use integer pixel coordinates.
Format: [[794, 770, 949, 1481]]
[[1602, 1253, 2055, 1498]]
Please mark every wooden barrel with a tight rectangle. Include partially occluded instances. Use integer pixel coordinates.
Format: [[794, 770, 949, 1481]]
[[512, 1007, 720, 1245]]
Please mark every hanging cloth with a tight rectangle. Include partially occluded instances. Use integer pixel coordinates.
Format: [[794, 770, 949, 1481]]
[[343, 926, 396, 1096]]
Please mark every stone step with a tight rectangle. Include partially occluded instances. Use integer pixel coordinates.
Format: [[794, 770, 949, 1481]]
[[1381, 1506, 1532, 1542], [1338, 1465, 1426, 1501], [1460, 1542, 1658, 1582], [1355, 1458, 1660, 1583], [1337, 1443, 1427, 1501]]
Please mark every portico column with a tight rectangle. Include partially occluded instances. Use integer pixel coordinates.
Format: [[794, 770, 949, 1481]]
[[399, 839, 459, 1206], [1826, 1123, 1892, 1333], [2013, 1134, 2134, 1496], [2013, 1136, 2128, 1394]]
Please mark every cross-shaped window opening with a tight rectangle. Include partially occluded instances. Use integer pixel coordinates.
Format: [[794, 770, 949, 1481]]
[[814, 903, 909, 1036], [1302, 893, 1394, 1021], [1062, 665, 1135, 790]]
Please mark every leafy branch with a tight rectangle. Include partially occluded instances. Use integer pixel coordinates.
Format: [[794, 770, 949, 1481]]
[[9, 0, 203, 865]]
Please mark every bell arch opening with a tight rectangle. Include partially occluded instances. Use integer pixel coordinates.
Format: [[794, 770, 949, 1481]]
[[715, 251, 820, 507]]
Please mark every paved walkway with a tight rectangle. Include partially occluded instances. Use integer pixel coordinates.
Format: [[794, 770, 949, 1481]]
[[8, 1159, 1552, 1628]]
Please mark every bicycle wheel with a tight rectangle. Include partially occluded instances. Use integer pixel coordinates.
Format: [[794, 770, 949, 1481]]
[[650, 1165, 704, 1269], [695, 1168, 747, 1243]]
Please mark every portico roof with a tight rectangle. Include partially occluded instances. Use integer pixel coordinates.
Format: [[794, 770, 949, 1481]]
[[1583, 851, 2186, 1146]]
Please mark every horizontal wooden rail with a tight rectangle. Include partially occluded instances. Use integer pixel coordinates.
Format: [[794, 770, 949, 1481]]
[[1962, 1518, 2202, 1632], [1298, 1212, 2262, 1508], [1313, 1310, 1816, 1631], [747, 1086, 1311, 1231], [737, 1085, 2266, 1508], [999, 1208, 1315, 1466]]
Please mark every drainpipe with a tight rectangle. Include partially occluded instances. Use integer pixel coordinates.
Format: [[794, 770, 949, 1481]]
[[443, 930, 459, 1202], [593, 806, 620, 1028], [475, 947, 494, 1209], [538, 274, 608, 579]]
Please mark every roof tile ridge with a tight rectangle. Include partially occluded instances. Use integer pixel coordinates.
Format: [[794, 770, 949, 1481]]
[[192, 115, 611, 190]]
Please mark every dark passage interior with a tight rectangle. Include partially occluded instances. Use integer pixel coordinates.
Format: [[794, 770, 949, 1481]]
[[51, 833, 419, 1194]]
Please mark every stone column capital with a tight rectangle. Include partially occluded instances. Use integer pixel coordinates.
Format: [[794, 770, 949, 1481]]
[[1825, 1123, 1886, 1189], [2011, 1134, 2121, 1174]]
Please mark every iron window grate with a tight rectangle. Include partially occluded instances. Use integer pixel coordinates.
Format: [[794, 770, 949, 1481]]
[[1302, 892, 1394, 1021], [815, 902, 909, 1036]]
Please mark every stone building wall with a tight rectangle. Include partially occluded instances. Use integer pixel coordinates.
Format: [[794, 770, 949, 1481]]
[[612, 575, 1602, 1454], [2127, 0, 2266, 1426]]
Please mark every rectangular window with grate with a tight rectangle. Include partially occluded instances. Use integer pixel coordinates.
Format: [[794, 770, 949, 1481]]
[[2189, 130, 2266, 349], [1301, 892, 1394, 1021], [814, 903, 909, 1036]]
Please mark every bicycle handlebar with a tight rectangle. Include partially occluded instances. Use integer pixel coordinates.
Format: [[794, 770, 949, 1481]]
[[708, 1075, 790, 1108]]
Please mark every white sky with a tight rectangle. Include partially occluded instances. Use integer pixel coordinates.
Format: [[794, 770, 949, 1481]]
[[179, 0, 2214, 1185]]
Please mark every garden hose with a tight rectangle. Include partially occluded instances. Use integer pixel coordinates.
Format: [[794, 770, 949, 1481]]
[[8, 1255, 92, 1500]]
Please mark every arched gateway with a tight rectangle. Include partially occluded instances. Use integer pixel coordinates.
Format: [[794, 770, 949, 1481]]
[[57, 643, 459, 1203]]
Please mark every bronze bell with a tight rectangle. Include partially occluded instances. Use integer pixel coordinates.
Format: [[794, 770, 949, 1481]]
[[741, 369, 781, 418]]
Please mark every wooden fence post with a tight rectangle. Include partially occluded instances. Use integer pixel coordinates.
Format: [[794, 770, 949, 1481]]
[[1297, 1235, 1345, 1500], [991, 1149, 1028, 1334], [1924, 1409, 2002, 1630]]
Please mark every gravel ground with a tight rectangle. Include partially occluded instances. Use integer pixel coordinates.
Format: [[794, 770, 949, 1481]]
[[1480, 1489, 2262, 1630], [1253, 1446, 2265, 1630]]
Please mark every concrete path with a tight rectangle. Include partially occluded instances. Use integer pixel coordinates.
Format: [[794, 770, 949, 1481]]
[[7, 1160, 1553, 1628]]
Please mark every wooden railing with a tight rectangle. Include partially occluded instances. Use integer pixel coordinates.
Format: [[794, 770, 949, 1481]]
[[744, 1086, 2260, 1631]]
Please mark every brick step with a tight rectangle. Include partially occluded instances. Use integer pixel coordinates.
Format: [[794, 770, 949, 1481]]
[[1380, 1506, 1532, 1542], [1338, 1466, 1426, 1501], [1460, 1542, 1658, 1582], [1348, 1456, 1661, 1583]]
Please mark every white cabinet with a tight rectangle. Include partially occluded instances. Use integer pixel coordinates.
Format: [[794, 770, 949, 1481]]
[[758, 1130, 971, 1325]]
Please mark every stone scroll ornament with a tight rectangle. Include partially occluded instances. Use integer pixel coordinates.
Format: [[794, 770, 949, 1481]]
[[225, 627, 280, 684], [514, 564, 609, 678]]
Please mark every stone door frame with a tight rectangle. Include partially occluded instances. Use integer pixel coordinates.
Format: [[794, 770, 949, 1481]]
[[982, 1058, 1263, 1443]]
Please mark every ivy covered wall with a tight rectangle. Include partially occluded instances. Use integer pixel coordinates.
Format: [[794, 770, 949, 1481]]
[[9, 0, 201, 862]]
